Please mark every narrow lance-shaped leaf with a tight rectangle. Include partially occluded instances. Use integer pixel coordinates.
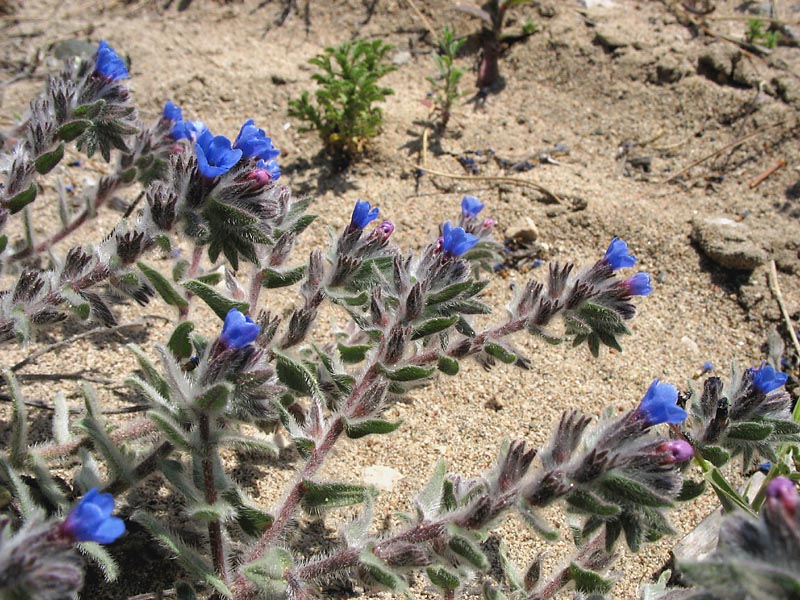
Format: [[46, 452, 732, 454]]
[[301, 480, 374, 513], [182, 279, 249, 320], [168, 321, 195, 359], [78, 542, 120, 583], [133, 511, 232, 598], [138, 262, 189, 311]]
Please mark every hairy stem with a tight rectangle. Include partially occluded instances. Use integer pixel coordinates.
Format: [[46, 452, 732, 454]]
[[526, 530, 609, 600], [199, 413, 228, 584], [102, 440, 174, 496], [36, 418, 157, 460], [10, 174, 123, 261]]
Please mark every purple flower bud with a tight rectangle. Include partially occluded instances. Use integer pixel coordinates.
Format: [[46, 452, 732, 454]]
[[220, 308, 261, 349], [751, 364, 788, 394], [351, 200, 379, 229], [376, 220, 394, 240], [461, 195, 484, 218], [233, 119, 280, 162], [635, 379, 687, 426], [604, 237, 636, 270], [623, 272, 652, 296], [60, 488, 125, 544], [245, 159, 281, 188], [162, 101, 182, 122], [195, 129, 242, 179], [441, 221, 479, 257], [94, 40, 129, 81], [657, 440, 694, 464], [766, 476, 797, 514]]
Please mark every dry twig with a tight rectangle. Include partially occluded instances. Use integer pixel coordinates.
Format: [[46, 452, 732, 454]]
[[767, 259, 800, 362]]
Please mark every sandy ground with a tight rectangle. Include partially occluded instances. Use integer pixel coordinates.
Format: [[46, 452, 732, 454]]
[[1, 0, 799, 598]]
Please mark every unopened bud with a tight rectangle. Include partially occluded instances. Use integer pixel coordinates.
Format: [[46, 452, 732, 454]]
[[656, 440, 693, 464], [766, 476, 797, 515]]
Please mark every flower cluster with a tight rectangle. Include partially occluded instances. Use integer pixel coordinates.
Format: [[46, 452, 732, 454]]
[[636, 379, 687, 426], [604, 237, 652, 297]]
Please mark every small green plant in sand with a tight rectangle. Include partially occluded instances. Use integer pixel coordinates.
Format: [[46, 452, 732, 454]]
[[288, 39, 396, 161], [426, 26, 466, 130]]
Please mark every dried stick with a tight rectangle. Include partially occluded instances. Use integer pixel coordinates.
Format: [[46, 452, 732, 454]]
[[8, 318, 167, 374], [748, 158, 786, 189], [414, 163, 564, 203], [664, 122, 784, 183], [402, 0, 437, 41], [767, 259, 800, 361]]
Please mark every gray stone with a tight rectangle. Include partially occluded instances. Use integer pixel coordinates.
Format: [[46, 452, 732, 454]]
[[594, 24, 630, 51], [505, 218, 539, 243], [691, 216, 767, 270]]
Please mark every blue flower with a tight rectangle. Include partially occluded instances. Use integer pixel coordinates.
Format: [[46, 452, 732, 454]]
[[702, 361, 714, 373], [171, 120, 206, 142], [95, 40, 129, 81], [351, 200, 379, 229], [758, 461, 772, 474], [195, 130, 242, 178], [220, 308, 261, 349], [624, 272, 652, 296], [461, 195, 484, 218], [61, 488, 125, 544], [233, 120, 281, 161], [441, 221, 479, 257], [604, 237, 636, 270], [636, 379, 686, 426], [162, 101, 182, 122], [752, 364, 788, 394]]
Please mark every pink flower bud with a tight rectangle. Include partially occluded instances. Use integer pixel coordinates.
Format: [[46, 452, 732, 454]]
[[376, 220, 394, 240], [766, 476, 797, 515], [481, 217, 496, 229], [656, 440, 694, 464]]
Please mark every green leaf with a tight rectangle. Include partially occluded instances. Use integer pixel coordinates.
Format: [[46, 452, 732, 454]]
[[411, 315, 459, 339], [195, 382, 232, 413], [345, 418, 402, 439], [77, 542, 120, 583], [223, 489, 274, 537], [6, 184, 37, 214], [275, 352, 320, 396], [138, 262, 189, 310], [337, 342, 372, 363], [427, 566, 460, 591], [566, 490, 621, 517], [185, 500, 236, 522], [727, 421, 774, 441], [416, 459, 447, 520], [76, 415, 133, 485], [148, 411, 191, 451], [706, 467, 755, 515], [426, 281, 472, 304], [301, 480, 374, 513], [448, 534, 490, 570], [699, 445, 730, 467], [0, 235, 7, 254], [569, 563, 613, 594], [261, 265, 306, 288], [57, 119, 91, 142], [168, 321, 195, 359], [128, 343, 170, 400], [0, 456, 41, 521], [484, 343, 517, 364], [599, 472, 673, 508], [241, 548, 292, 596], [383, 364, 436, 382], [182, 279, 249, 320], [677, 479, 706, 502], [35, 142, 65, 174], [359, 548, 406, 592], [437, 355, 459, 376], [133, 511, 231, 598]]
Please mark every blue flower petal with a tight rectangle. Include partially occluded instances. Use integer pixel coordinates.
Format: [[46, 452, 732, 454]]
[[351, 200, 380, 229], [604, 237, 636, 270]]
